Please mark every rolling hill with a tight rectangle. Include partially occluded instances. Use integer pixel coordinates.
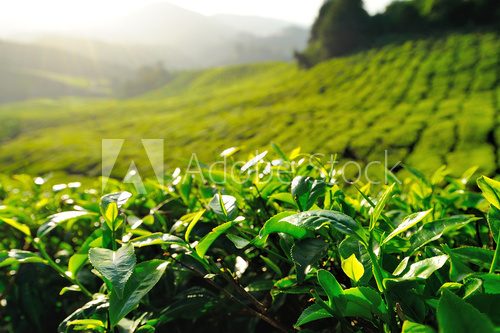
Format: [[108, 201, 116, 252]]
[[0, 40, 133, 103], [23, 3, 309, 70], [0, 31, 498, 178]]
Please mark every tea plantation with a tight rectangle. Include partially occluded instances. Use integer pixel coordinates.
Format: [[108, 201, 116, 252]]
[[1, 30, 500, 333], [0, 31, 498, 177]]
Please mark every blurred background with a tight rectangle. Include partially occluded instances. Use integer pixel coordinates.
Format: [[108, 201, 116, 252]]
[[0, 0, 498, 180]]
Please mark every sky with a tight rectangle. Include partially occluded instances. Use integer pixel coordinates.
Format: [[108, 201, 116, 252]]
[[0, 0, 393, 32]]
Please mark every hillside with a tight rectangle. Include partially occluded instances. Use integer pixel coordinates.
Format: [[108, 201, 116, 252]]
[[28, 3, 309, 69], [0, 31, 498, 177], [0, 40, 126, 102]]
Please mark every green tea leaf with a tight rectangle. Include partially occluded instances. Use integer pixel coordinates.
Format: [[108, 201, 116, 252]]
[[184, 209, 206, 242], [402, 255, 448, 279], [477, 176, 500, 209], [343, 286, 388, 320], [317, 269, 344, 309], [0, 216, 31, 237], [67, 319, 105, 330], [437, 290, 495, 333], [291, 176, 326, 211], [294, 304, 333, 327], [382, 209, 432, 245], [341, 254, 365, 283], [260, 255, 282, 276], [89, 243, 136, 299], [487, 207, 500, 245], [196, 221, 234, 257], [0, 250, 46, 268], [226, 233, 251, 249], [291, 238, 327, 282], [109, 260, 167, 327], [402, 321, 435, 333], [339, 237, 372, 284], [58, 296, 109, 333], [37, 210, 94, 238], [408, 215, 478, 254], [260, 210, 366, 242], [130, 233, 186, 248], [209, 194, 237, 221], [68, 230, 102, 276], [100, 192, 132, 230], [370, 183, 394, 230]]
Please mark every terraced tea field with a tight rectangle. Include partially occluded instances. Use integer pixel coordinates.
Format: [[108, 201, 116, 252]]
[[0, 31, 498, 177]]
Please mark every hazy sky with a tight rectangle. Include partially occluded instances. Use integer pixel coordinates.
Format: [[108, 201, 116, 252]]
[[0, 0, 393, 32]]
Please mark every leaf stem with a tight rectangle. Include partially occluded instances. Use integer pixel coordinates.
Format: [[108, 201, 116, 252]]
[[35, 238, 93, 298]]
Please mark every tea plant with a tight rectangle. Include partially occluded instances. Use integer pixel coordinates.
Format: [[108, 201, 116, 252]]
[[0, 149, 499, 332]]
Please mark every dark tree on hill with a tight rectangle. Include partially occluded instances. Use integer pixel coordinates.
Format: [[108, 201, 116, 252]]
[[320, 0, 370, 57], [297, 0, 500, 67], [295, 0, 370, 67]]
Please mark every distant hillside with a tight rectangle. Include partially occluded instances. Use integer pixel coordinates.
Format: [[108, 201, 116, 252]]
[[213, 14, 302, 37], [34, 3, 309, 69], [0, 40, 128, 103], [0, 32, 498, 177]]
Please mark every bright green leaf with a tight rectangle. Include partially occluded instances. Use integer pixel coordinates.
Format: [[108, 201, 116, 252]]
[[370, 183, 394, 230], [402, 320, 435, 333], [294, 304, 333, 327], [260, 210, 366, 242], [37, 210, 94, 238], [402, 255, 449, 280], [382, 209, 432, 245], [477, 176, 500, 209], [89, 243, 136, 299], [196, 221, 234, 257], [0, 217, 31, 237], [341, 254, 365, 283], [130, 233, 186, 248], [184, 209, 206, 242]]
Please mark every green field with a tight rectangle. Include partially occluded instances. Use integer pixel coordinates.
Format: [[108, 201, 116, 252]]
[[0, 31, 499, 177]]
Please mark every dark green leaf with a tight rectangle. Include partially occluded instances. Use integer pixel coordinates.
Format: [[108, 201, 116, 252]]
[[437, 290, 495, 333], [109, 260, 168, 327], [291, 238, 327, 283], [291, 176, 326, 211], [407, 215, 477, 254]]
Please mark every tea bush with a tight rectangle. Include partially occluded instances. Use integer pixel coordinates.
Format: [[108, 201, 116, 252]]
[[0, 149, 498, 332]]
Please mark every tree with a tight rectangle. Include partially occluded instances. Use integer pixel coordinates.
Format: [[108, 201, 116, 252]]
[[319, 0, 370, 58], [296, 0, 370, 67]]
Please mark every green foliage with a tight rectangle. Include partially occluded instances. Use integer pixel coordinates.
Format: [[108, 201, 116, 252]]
[[298, 0, 500, 66], [0, 33, 498, 178], [0, 149, 498, 332]]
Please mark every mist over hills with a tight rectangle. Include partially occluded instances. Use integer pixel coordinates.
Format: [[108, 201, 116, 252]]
[[0, 2, 309, 102]]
